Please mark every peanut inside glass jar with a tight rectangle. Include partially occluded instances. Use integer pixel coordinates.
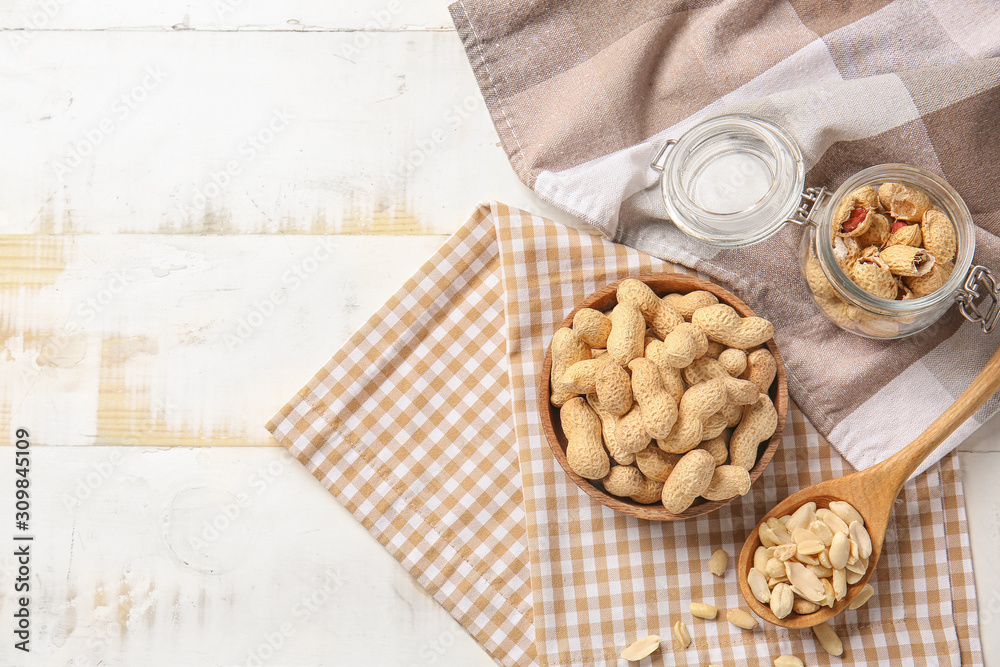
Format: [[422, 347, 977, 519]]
[[800, 164, 975, 339], [651, 115, 997, 338]]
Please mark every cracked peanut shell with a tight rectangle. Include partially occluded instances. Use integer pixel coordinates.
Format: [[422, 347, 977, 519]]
[[884, 184, 932, 221], [832, 236, 859, 271], [857, 212, 890, 248], [903, 263, 948, 297], [880, 244, 936, 277], [833, 203, 873, 238]]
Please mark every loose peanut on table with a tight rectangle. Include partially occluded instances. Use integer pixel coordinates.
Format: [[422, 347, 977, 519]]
[[619, 634, 661, 661], [773, 656, 805, 667], [689, 602, 718, 619], [812, 622, 844, 657], [726, 608, 758, 630], [707, 548, 729, 577], [549, 281, 779, 513], [672, 619, 691, 649]]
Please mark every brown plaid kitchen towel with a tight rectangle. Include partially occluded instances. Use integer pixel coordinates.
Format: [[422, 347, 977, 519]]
[[267, 203, 981, 666], [449, 0, 1000, 475]]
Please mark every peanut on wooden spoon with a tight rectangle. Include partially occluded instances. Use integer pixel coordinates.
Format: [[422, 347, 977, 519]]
[[738, 343, 1000, 629]]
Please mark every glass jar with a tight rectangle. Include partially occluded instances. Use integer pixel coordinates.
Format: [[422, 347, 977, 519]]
[[650, 115, 999, 338]]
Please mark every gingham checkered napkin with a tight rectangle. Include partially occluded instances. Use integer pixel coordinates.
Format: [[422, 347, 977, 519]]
[[449, 0, 1000, 477], [267, 203, 981, 666]]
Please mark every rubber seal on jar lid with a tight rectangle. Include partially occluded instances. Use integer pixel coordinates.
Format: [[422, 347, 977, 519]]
[[657, 115, 806, 248]]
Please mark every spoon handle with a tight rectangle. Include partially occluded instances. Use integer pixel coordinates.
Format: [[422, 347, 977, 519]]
[[876, 343, 1000, 492]]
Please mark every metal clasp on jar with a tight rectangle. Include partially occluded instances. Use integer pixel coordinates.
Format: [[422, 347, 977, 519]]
[[785, 187, 829, 227], [649, 139, 676, 172], [957, 265, 1000, 334]]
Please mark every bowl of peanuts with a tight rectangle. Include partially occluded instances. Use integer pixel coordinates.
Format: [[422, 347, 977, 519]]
[[539, 273, 788, 520]]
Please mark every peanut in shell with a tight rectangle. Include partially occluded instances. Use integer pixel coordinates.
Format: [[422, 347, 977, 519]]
[[856, 212, 890, 248], [561, 397, 610, 480], [903, 263, 948, 297], [879, 244, 936, 277], [921, 208, 957, 262], [634, 444, 679, 482], [660, 448, 715, 513], [884, 223, 922, 248], [859, 244, 880, 260], [832, 236, 859, 271], [700, 464, 751, 500], [804, 256, 837, 300], [849, 185, 879, 209], [883, 184, 932, 221], [833, 203, 873, 238], [877, 182, 904, 209], [849, 258, 897, 299]]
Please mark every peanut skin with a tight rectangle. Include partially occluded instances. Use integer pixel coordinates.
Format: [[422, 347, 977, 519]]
[[561, 397, 609, 479]]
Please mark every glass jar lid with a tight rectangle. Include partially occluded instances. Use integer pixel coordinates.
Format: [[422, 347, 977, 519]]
[[652, 115, 806, 248]]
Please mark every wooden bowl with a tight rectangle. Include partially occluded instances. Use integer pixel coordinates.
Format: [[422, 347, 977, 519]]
[[538, 273, 788, 520]]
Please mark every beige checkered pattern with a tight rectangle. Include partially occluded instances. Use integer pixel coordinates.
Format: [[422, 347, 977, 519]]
[[268, 203, 981, 666]]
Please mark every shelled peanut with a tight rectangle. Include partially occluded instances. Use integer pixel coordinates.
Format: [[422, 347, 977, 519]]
[[747, 500, 874, 619], [549, 279, 779, 513]]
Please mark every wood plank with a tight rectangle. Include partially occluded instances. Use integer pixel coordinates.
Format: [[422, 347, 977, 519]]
[[0, 0, 453, 31], [1, 234, 447, 447], [1, 30, 582, 235], [957, 451, 1000, 665], [0, 446, 496, 666]]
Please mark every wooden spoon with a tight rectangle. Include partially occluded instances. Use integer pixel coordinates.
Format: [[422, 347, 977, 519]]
[[737, 343, 1000, 629]]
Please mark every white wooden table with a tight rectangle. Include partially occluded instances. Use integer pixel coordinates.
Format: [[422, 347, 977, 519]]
[[1, 3, 997, 665]]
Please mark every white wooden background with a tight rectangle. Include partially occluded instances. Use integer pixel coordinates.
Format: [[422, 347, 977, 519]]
[[1, 2, 998, 665]]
